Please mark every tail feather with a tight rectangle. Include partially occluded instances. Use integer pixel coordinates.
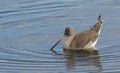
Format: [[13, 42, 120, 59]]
[[91, 15, 102, 33], [97, 15, 101, 20], [97, 15, 102, 23]]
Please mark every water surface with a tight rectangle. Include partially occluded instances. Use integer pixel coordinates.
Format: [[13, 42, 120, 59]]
[[0, 0, 120, 73]]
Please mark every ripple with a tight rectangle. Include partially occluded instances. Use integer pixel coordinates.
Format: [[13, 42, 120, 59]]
[[0, 0, 76, 18], [0, 0, 120, 73], [0, 0, 76, 30]]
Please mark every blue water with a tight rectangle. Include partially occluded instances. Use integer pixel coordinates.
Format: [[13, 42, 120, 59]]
[[0, 0, 120, 73]]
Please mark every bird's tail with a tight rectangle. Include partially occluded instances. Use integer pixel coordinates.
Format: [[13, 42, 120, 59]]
[[91, 15, 103, 33], [97, 15, 102, 23]]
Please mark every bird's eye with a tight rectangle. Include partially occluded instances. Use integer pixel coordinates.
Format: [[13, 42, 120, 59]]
[[64, 28, 70, 36], [65, 28, 70, 33], [66, 29, 70, 33]]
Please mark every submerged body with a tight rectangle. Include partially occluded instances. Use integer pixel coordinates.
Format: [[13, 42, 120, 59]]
[[51, 15, 102, 50]]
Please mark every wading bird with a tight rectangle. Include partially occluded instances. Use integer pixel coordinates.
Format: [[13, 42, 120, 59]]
[[51, 15, 102, 51]]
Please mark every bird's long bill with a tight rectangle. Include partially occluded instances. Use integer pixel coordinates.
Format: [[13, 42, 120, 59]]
[[51, 36, 65, 50]]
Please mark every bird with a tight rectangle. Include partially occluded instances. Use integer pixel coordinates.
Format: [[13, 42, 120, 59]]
[[51, 15, 102, 51]]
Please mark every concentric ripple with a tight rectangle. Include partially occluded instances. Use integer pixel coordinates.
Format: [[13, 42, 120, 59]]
[[0, 0, 120, 73]]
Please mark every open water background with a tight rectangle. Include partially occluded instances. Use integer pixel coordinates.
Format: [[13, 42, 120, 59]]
[[0, 0, 120, 73]]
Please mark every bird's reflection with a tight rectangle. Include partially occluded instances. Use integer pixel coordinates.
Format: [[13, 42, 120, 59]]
[[64, 47, 102, 73], [51, 47, 103, 73]]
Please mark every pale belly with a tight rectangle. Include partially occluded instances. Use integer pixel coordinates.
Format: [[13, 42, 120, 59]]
[[84, 38, 98, 48]]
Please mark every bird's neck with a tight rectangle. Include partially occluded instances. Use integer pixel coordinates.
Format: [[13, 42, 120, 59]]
[[64, 35, 75, 49]]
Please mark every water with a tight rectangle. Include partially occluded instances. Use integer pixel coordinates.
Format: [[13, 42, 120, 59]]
[[0, 0, 120, 73]]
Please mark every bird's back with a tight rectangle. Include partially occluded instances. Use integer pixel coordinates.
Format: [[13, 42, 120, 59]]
[[70, 30, 98, 49]]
